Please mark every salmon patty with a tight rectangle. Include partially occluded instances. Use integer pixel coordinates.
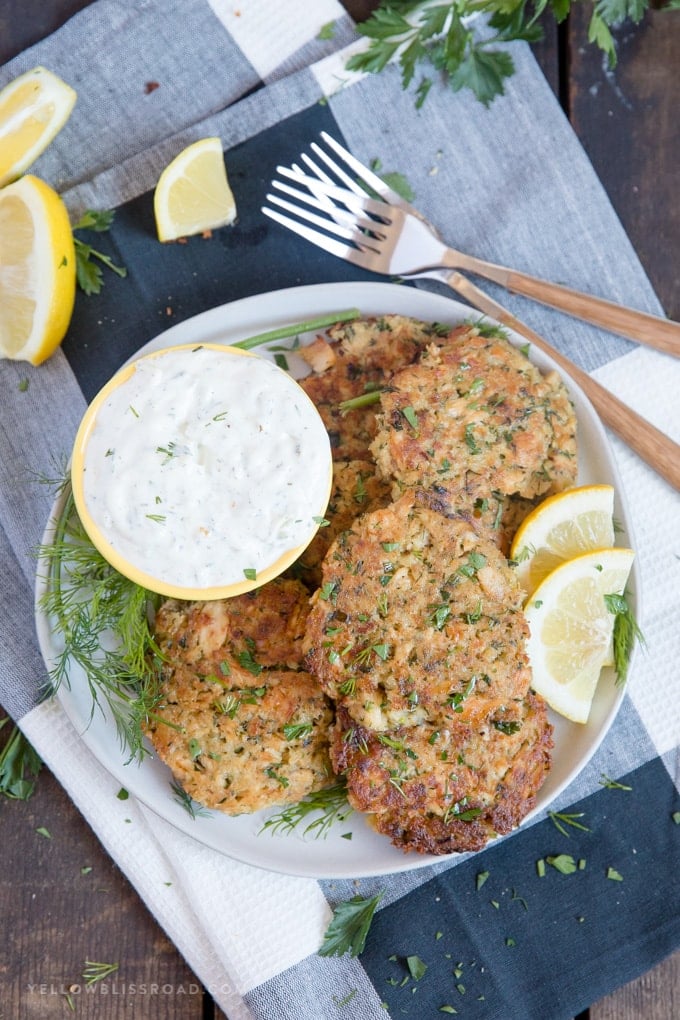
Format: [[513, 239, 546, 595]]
[[370, 326, 577, 503], [299, 315, 447, 460], [303, 493, 530, 733], [146, 579, 334, 814], [332, 693, 553, 854]]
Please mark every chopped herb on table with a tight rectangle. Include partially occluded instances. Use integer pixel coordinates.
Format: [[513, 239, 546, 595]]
[[548, 810, 590, 837], [82, 960, 119, 986]]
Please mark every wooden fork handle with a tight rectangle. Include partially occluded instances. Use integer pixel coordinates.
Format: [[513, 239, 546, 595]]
[[453, 254, 680, 357], [446, 273, 680, 492]]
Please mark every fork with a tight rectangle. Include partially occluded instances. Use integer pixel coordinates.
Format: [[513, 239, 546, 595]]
[[262, 138, 680, 491], [266, 132, 680, 358]]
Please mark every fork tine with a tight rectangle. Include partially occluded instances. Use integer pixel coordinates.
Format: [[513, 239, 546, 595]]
[[318, 131, 407, 207], [292, 159, 340, 216], [269, 183, 388, 242], [271, 178, 353, 220], [274, 167, 393, 221], [261, 205, 375, 271], [265, 193, 385, 254], [306, 145, 363, 195]]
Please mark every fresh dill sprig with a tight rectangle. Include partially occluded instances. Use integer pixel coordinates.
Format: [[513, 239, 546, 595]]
[[260, 781, 352, 839], [82, 960, 119, 986], [170, 779, 212, 819], [604, 590, 645, 686], [548, 810, 590, 838], [37, 487, 163, 762], [599, 773, 632, 791]]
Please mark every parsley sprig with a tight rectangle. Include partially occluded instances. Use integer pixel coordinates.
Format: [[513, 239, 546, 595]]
[[72, 210, 127, 295], [347, 0, 674, 107], [0, 718, 42, 801], [319, 890, 384, 957]]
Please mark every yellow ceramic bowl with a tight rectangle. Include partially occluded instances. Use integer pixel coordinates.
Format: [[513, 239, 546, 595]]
[[70, 343, 333, 600]]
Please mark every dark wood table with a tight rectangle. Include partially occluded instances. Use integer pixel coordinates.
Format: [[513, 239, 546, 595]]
[[1, 2, 678, 1017]]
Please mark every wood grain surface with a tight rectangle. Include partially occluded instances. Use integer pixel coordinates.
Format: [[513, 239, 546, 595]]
[[1, 1, 678, 1017]]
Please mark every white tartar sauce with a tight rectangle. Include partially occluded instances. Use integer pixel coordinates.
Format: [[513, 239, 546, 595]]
[[77, 345, 332, 593]]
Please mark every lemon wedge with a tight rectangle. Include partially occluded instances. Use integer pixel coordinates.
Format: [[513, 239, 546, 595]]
[[153, 137, 237, 242], [511, 484, 616, 596], [524, 547, 635, 723], [0, 174, 76, 365], [0, 67, 77, 188]]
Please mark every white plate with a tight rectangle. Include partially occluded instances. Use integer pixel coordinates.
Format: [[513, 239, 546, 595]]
[[34, 282, 639, 878]]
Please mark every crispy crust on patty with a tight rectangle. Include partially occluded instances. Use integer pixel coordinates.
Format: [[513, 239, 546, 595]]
[[303, 493, 530, 733], [370, 327, 577, 502], [299, 315, 446, 460], [146, 579, 334, 814], [332, 694, 553, 854]]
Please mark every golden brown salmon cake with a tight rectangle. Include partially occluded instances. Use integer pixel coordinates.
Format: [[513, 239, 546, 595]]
[[152, 578, 311, 675], [299, 315, 446, 460], [370, 327, 577, 503], [303, 492, 530, 733], [146, 578, 334, 814], [147, 664, 333, 814], [331, 693, 553, 855], [294, 459, 392, 590]]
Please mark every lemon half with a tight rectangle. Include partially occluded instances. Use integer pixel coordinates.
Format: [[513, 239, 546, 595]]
[[153, 137, 237, 242], [0, 175, 76, 365], [0, 66, 77, 188], [511, 484, 616, 597], [524, 547, 635, 723]]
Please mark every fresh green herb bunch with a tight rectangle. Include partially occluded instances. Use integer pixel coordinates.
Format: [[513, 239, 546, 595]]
[[38, 487, 162, 761], [347, 0, 676, 107]]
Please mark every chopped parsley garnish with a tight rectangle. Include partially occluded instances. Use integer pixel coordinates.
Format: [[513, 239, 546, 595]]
[[401, 405, 419, 431], [546, 854, 578, 875]]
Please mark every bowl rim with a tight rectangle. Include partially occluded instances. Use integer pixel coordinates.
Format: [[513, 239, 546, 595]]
[[70, 342, 333, 600]]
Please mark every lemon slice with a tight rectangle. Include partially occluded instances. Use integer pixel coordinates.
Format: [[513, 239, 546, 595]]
[[0, 175, 76, 365], [0, 67, 77, 188], [153, 137, 237, 241], [511, 484, 616, 596], [524, 547, 635, 723]]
